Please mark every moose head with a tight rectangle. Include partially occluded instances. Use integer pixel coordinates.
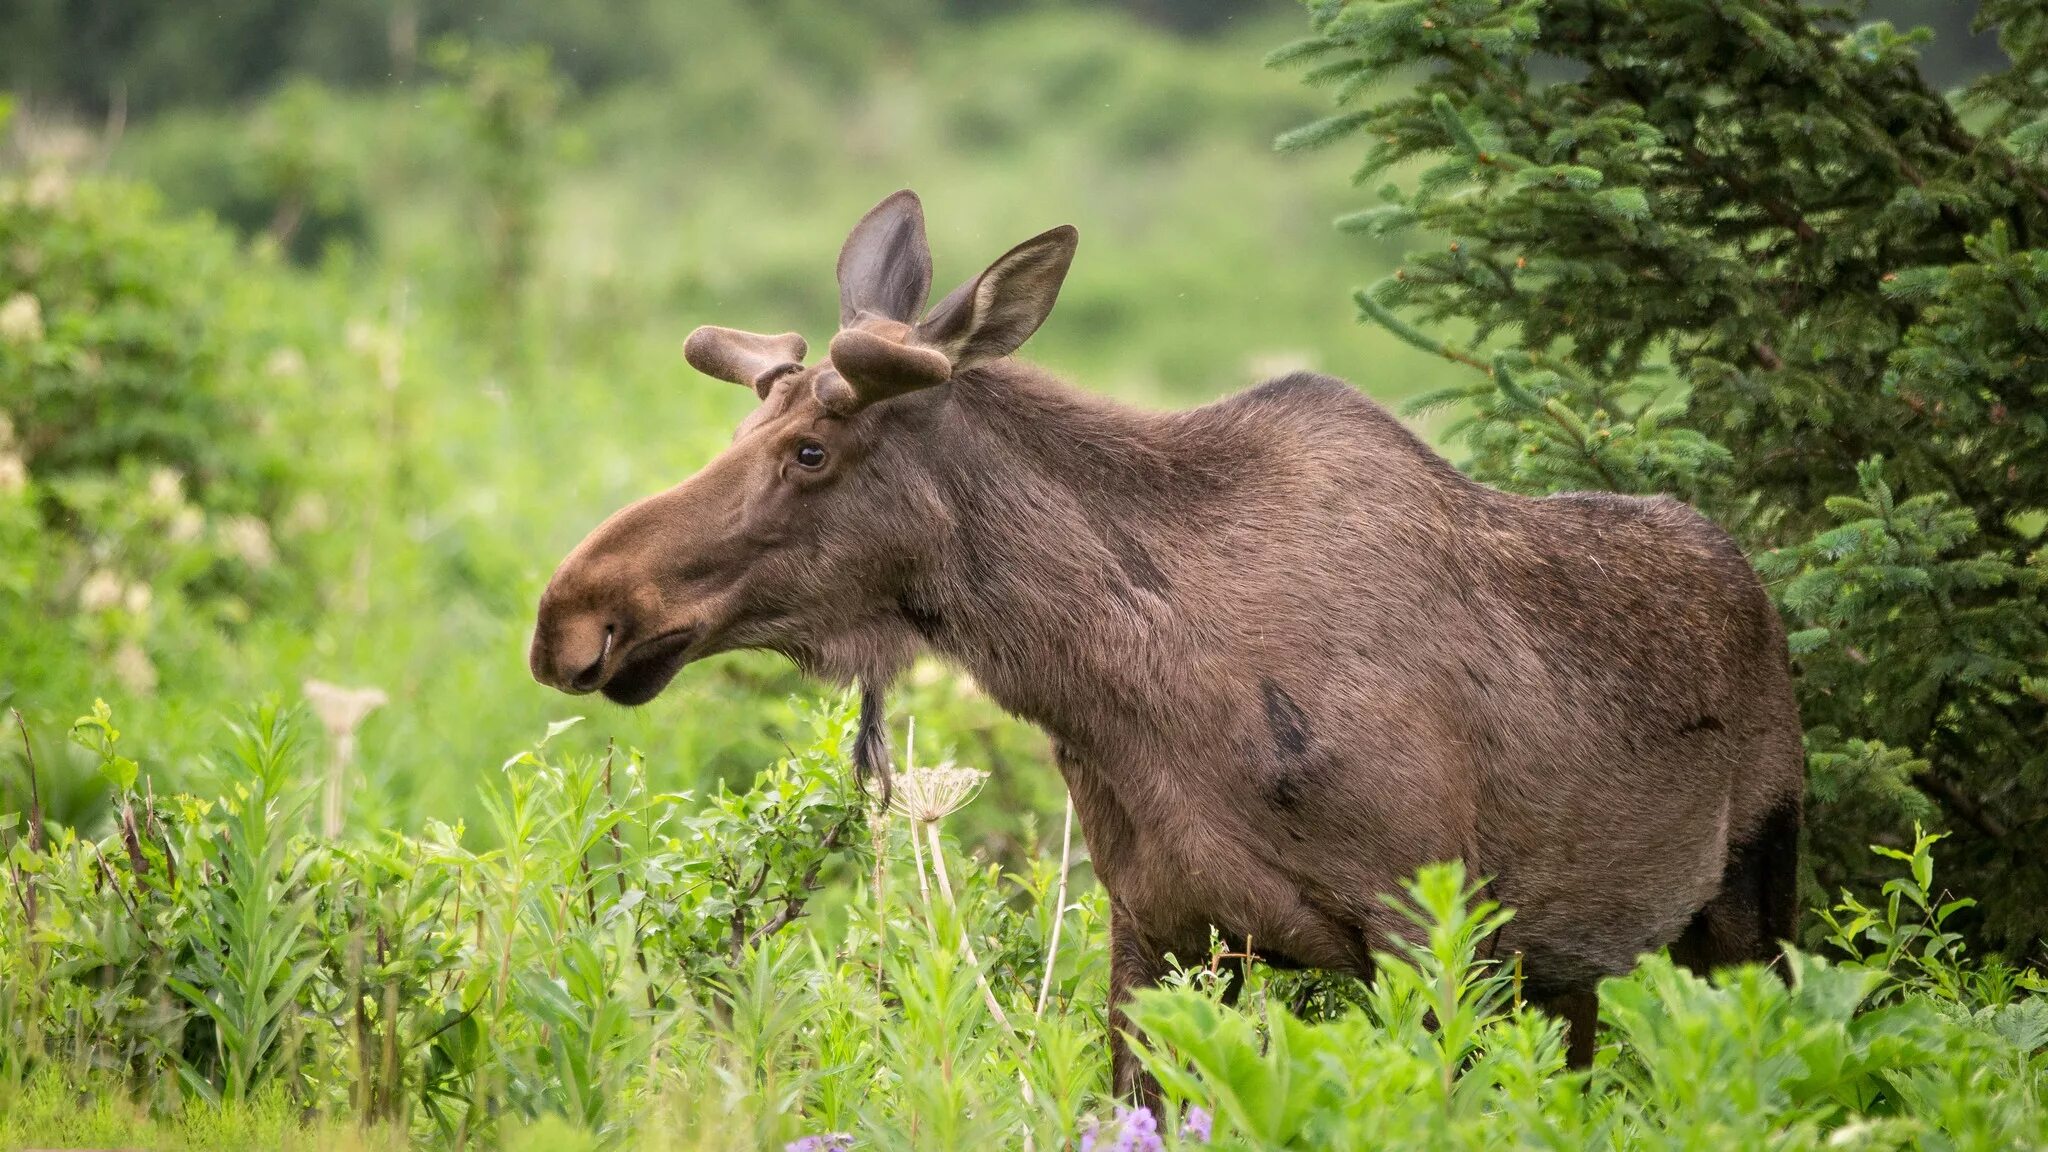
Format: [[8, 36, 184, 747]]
[[529, 191, 1077, 706]]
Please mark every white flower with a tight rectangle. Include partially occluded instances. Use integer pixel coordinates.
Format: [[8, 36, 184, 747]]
[[79, 569, 123, 612], [112, 641, 157, 695], [26, 168, 69, 208], [168, 506, 204, 544], [264, 346, 307, 379], [146, 467, 184, 507], [123, 582, 152, 615], [344, 320, 382, 356], [0, 293, 43, 345], [283, 493, 329, 535], [303, 679, 387, 840], [220, 515, 276, 569], [303, 679, 389, 739], [0, 454, 25, 495], [888, 763, 988, 824]]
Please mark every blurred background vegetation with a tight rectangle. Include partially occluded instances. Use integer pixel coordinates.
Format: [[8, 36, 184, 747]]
[[0, 0, 1473, 854], [0, 0, 2013, 852]]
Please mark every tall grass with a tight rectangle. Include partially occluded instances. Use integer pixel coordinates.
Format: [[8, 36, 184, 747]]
[[3, 699, 2044, 1150]]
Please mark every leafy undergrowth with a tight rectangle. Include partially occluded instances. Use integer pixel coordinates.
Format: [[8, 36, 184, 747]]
[[3, 701, 2045, 1150]]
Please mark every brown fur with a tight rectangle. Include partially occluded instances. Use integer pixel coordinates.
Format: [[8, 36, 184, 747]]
[[532, 192, 1806, 1091]]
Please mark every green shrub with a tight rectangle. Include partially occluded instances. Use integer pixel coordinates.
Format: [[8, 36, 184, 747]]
[[126, 81, 374, 266], [0, 698, 874, 1143], [1272, 0, 2048, 952], [0, 163, 321, 805], [5, 698, 2044, 1149], [1130, 847, 2048, 1150]]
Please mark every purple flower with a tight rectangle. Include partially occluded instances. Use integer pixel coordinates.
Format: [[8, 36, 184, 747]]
[[784, 1135, 853, 1152], [1086, 1104, 1207, 1152], [1110, 1106, 1165, 1152]]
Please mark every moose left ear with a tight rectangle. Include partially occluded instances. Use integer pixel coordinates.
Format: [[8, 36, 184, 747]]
[[683, 326, 809, 398], [915, 224, 1077, 372], [837, 190, 933, 327]]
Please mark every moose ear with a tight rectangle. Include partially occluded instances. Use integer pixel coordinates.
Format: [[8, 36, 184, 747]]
[[683, 326, 808, 398], [915, 224, 1077, 372], [837, 190, 933, 327]]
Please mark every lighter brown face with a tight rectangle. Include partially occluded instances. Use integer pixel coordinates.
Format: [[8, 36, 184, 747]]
[[529, 189, 1077, 706], [529, 363, 900, 704]]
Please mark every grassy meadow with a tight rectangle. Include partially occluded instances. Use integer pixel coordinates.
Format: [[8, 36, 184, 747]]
[[3, 1, 2046, 1148]]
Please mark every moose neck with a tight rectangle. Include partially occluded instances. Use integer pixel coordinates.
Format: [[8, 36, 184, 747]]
[[903, 362, 1231, 748]]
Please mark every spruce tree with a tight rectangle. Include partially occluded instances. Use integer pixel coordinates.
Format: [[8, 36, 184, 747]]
[[1273, 0, 2048, 952]]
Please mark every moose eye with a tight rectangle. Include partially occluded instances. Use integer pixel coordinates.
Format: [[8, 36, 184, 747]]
[[794, 441, 827, 470]]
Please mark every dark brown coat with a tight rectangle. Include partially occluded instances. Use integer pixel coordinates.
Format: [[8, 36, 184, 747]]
[[531, 191, 1805, 1090]]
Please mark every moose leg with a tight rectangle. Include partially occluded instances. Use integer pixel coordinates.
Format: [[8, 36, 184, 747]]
[[1107, 901, 1168, 1105], [1671, 794, 1803, 977], [1540, 987, 1601, 1069]]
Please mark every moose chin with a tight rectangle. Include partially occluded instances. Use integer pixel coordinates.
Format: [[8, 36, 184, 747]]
[[530, 189, 1805, 1097]]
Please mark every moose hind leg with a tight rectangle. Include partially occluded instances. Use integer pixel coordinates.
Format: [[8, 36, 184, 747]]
[[1107, 902, 1169, 1107], [1671, 793, 1802, 976], [1537, 986, 1600, 1069]]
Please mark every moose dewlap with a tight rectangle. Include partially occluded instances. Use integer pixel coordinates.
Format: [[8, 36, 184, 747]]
[[531, 189, 1805, 1092]]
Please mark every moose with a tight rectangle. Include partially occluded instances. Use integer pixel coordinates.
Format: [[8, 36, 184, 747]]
[[530, 190, 1805, 1091]]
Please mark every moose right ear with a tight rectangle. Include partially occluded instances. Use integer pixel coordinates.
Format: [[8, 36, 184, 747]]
[[683, 326, 808, 398], [915, 224, 1077, 372]]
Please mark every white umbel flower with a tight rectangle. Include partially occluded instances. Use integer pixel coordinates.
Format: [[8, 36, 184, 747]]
[[0, 293, 42, 345], [888, 762, 988, 825], [304, 679, 388, 838], [79, 569, 123, 612], [112, 641, 157, 695], [221, 515, 276, 569]]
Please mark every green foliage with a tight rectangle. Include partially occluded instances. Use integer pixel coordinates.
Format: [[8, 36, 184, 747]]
[[8, 700, 2048, 1147], [1275, 0, 2048, 951], [0, 697, 1114, 1148], [429, 40, 563, 368], [133, 81, 374, 265], [0, 168, 320, 822], [1130, 857, 2048, 1150], [168, 703, 322, 1103]]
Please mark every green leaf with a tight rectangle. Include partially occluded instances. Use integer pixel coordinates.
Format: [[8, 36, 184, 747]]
[[100, 754, 139, 794]]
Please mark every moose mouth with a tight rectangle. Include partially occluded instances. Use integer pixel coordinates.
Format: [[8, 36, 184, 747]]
[[599, 628, 699, 706]]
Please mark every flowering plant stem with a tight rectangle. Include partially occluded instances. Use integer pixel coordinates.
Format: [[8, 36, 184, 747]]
[[923, 820, 1014, 1036], [1035, 795, 1074, 1022]]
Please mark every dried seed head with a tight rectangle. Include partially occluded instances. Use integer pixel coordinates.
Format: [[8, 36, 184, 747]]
[[302, 679, 389, 739], [888, 763, 987, 824]]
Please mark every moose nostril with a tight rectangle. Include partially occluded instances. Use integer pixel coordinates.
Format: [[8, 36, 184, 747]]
[[567, 627, 614, 693]]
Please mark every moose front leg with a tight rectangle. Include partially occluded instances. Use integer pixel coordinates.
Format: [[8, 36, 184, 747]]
[[1107, 899, 1169, 1104]]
